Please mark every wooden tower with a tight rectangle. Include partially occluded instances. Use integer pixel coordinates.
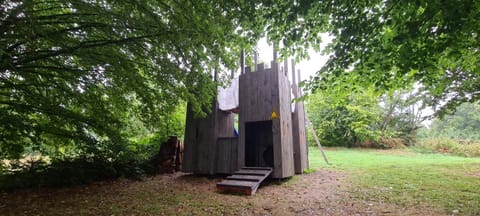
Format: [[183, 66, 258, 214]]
[[183, 50, 308, 180], [238, 61, 295, 178]]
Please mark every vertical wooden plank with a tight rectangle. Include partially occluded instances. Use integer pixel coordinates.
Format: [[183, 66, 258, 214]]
[[183, 101, 215, 174], [273, 44, 278, 63], [257, 63, 264, 72], [230, 138, 238, 173], [297, 101, 308, 171], [297, 69, 308, 170], [216, 138, 236, 174], [254, 51, 258, 72], [241, 49, 245, 74], [291, 59, 296, 86], [291, 67, 308, 173], [271, 66, 282, 178], [182, 104, 196, 173], [278, 71, 295, 178]]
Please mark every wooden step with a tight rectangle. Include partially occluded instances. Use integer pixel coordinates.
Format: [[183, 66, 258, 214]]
[[234, 169, 271, 176], [226, 174, 264, 182], [216, 167, 272, 195], [241, 167, 273, 171], [216, 180, 258, 195]]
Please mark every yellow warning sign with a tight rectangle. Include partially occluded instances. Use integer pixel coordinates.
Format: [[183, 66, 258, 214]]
[[271, 111, 279, 119]]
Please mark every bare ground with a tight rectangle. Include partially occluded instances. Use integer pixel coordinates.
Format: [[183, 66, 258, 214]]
[[0, 170, 446, 215]]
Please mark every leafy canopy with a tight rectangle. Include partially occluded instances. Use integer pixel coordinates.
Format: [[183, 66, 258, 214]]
[[300, 0, 479, 116], [0, 0, 258, 158], [1, 0, 479, 158]]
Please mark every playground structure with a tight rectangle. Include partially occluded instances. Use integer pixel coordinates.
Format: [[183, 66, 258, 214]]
[[182, 49, 308, 193]]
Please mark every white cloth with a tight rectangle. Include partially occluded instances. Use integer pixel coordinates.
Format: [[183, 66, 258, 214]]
[[217, 78, 239, 111]]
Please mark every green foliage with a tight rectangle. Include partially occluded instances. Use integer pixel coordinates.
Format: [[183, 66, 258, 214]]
[[306, 74, 427, 147], [307, 83, 382, 147], [309, 147, 480, 214], [302, 0, 480, 117], [0, 141, 161, 190], [0, 0, 242, 159], [421, 102, 480, 140], [414, 138, 480, 157]]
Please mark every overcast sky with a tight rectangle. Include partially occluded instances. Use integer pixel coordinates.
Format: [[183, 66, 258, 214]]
[[256, 35, 332, 83]]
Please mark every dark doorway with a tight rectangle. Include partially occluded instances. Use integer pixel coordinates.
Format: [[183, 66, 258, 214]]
[[245, 120, 274, 167]]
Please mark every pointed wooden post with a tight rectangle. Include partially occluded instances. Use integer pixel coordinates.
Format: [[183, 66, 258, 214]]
[[241, 49, 245, 74], [297, 69, 302, 95], [291, 59, 297, 87], [254, 51, 258, 72], [273, 44, 278, 62]]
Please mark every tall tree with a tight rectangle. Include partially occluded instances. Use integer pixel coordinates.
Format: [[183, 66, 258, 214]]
[[0, 0, 258, 158], [300, 0, 479, 117]]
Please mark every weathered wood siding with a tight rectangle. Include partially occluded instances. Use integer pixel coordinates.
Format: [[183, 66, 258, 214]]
[[183, 100, 237, 175], [239, 63, 295, 178], [216, 138, 238, 174], [276, 62, 295, 178], [291, 85, 308, 174]]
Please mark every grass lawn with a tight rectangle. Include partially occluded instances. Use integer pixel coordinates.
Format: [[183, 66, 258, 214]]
[[309, 147, 480, 215]]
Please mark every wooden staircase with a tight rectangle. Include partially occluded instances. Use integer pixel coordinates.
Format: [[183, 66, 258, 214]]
[[216, 167, 272, 195]]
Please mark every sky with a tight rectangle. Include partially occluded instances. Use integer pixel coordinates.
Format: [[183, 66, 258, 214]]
[[255, 36, 332, 83]]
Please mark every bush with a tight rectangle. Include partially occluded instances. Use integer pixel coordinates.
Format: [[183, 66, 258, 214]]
[[414, 138, 480, 157], [355, 137, 407, 149], [0, 141, 162, 191]]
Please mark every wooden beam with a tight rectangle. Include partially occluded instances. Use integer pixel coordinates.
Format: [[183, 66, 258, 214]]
[[273, 44, 277, 63], [241, 49, 245, 74], [291, 59, 297, 86], [297, 69, 302, 95], [254, 51, 258, 72]]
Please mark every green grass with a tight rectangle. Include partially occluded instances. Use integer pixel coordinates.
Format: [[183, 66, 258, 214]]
[[309, 147, 480, 215]]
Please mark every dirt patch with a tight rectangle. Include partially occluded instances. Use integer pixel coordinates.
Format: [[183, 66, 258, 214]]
[[0, 170, 446, 215], [466, 172, 480, 178], [242, 170, 444, 216]]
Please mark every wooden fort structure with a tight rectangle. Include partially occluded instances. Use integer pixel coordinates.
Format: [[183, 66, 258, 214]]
[[183, 50, 308, 191]]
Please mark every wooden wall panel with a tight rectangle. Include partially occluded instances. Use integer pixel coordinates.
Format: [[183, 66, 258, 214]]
[[183, 103, 215, 174], [296, 101, 308, 171], [215, 107, 235, 138], [239, 67, 276, 171], [277, 66, 295, 178], [182, 104, 197, 173], [183, 100, 236, 175], [292, 85, 309, 174], [239, 62, 295, 178], [216, 138, 238, 174]]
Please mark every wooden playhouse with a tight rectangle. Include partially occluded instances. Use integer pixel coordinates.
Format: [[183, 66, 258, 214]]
[[183, 52, 308, 194]]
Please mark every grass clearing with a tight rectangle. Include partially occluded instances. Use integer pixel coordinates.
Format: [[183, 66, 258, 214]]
[[309, 147, 480, 215]]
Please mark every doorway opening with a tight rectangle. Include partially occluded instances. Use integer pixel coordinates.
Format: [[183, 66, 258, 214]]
[[245, 120, 274, 167]]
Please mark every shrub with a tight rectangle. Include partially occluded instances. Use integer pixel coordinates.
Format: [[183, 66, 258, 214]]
[[0, 140, 162, 191], [415, 138, 480, 157]]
